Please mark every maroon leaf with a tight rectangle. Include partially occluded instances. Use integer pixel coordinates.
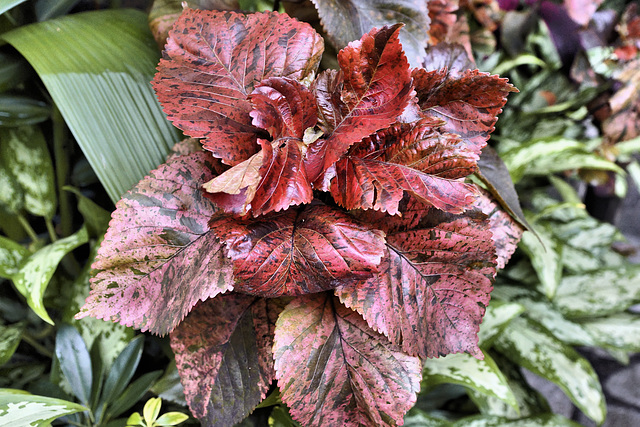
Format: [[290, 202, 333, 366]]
[[312, 24, 413, 178], [427, 0, 458, 46], [329, 117, 481, 215], [474, 190, 524, 270], [153, 9, 324, 165], [336, 205, 496, 359], [413, 68, 517, 153], [171, 293, 283, 426], [76, 151, 233, 335], [209, 203, 386, 297], [273, 293, 421, 426], [249, 77, 318, 140]]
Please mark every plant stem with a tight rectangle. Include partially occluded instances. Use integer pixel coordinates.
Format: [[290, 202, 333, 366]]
[[17, 214, 40, 243], [52, 105, 73, 238], [20, 332, 53, 359], [45, 217, 58, 243]]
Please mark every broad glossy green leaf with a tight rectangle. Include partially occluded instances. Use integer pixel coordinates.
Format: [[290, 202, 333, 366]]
[[422, 350, 517, 409], [477, 301, 525, 347], [501, 138, 624, 182], [493, 317, 605, 424], [0, 95, 50, 126], [0, 323, 23, 366], [580, 313, 640, 353], [0, 389, 87, 426], [3, 10, 180, 202], [12, 226, 88, 324], [0, 126, 56, 218], [0, 236, 28, 279], [519, 227, 562, 299], [149, 362, 186, 406], [553, 265, 640, 319], [55, 324, 92, 406], [452, 413, 582, 426]]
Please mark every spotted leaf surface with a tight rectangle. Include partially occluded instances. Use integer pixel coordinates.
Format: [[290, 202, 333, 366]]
[[329, 117, 480, 215], [413, 68, 517, 154], [209, 203, 386, 297], [336, 206, 496, 359], [273, 293, 421, 426], [77, 151, 233, 335], [313, 25, 413, 176], [153, 9, 323, 165], [170, 294, 282, 426]]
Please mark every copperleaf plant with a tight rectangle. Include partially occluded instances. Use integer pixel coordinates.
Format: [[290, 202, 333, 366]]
[[77, 8, 519, 427]]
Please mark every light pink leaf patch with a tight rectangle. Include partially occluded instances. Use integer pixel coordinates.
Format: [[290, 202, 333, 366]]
[[337, 205, 496, 359], [76, 151, 233, 335], [273, 293, 421, 427], [171, 293, 283, 426]]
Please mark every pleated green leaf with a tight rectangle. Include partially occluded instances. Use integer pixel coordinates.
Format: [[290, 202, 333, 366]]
[[2, 9, 180, 202]]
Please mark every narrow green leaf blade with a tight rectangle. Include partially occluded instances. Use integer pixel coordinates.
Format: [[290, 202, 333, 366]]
[[519, 227, 562, 299], [2, 9, 180, 202], [580, 313, 640, 352], [99, 336, 144, 409], [0, 389, 87, 426], [452, 413, 582, 426], [54, 325, 93, 407], [106, 370, 163, 419], [493, 317, 606, 424], [12, 226, 88, 324], [422, 350, 518, 410]]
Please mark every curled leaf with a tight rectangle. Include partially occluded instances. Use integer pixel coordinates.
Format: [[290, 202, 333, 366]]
[[209, 203, 386, 297]]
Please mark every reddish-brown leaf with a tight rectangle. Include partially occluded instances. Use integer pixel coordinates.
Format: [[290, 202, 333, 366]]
[[336, 205, 496, 359], [329, 117, 480, 215], [427, 0, 458, 45], [209, 203, 386, 297], [312, 25, 413, 178], [171, 294, 283, 426], [153, 9, 323, 165], [413, 68, 517, 154], [76, 151, 233, 335], [474, 190, 524, 270], [249, 77, 318, 140], [273, 293, 421, 427]]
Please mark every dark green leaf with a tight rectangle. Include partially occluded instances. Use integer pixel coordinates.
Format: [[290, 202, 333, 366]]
[[106, 370, 163, 419], [34, 0, 80, 21], [0, 52, 29, 92], [0, 323, 23, 366], [55, 324, 93, 406], [98, 335, 144, 411], [0, 95, 50, 126], [63, 186, 111, 238], [149, 361, 185, 406]]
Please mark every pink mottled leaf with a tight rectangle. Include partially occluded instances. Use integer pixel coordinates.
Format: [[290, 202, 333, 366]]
[[329, 117, 480, 215], [153, 9, 324, 165], [413, 68, 517, 154], [312, 24, 413, 178], [76, 151, 233, 335], [337, 205, 496, 359], [273, 293, 421, 427], [209, 202, 386, 297], [171, 293, 283, 426]]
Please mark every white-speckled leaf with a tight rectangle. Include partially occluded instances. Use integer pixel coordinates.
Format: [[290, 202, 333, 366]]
[[552, 265, 640, 319], [477, 301, 525, 348], [0, 324, 23, 366], [0, 389, 87, 426], [0, 126, 56, 218], [493, 317, 606, 424], [580, 313, 640, 353], [519, 227, 562, 299], [0, 236, 28, 279], [422, 350, 517, 410], [12, 226, 88, 324], [451, 413, 583, 426]]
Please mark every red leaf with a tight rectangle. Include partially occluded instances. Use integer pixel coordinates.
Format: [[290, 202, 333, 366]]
[[273, 293, 421, 426], [474, 190, 524, 270], [413, 68, 517, 153], [312, 25, 413, 178], [329, 117, 480, 215], [153, 9, 324, 165], [336, 205, 496, 359], [249, 77, 318, 139], [209, 203, 386, 297], [171, 294, 283, 425], [76, 151, 233, 335]]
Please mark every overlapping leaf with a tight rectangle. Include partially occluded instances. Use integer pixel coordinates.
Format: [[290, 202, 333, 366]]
[[171, 294, 281, 426], [337, 205, 496, 359], [77, 150, 233, 335], [153, 9, 323, 165], [413, 68, 517, 153], [329, 117, 481, 215], [209, 203, 385, 297], [312, 24, 413, 176], [273, 293, 421, 426]]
